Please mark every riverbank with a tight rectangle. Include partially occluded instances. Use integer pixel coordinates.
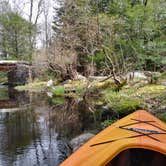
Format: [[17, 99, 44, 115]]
[[15, 81, 48, 92], [15, 72, 166, 124], [7, 72, 166, 160]]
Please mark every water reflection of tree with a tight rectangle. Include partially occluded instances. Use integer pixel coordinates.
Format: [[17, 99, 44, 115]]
[[1, 108, 41, 164], [0, 86, 9, 100], [0, 88, 30, 109], [49, 97, 82, 139], [78, 98, 102, 131], [0, 91, 76, 166], [49, 97, 102, 139], [8, 88, 30, 106]]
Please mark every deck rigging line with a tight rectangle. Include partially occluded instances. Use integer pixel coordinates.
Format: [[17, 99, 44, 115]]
[[90, 119, 166, 147]]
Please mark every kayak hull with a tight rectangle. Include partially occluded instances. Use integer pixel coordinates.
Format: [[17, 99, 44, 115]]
[[61, 110, 166, 166]]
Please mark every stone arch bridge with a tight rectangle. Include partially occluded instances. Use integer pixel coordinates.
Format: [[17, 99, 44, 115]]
[[0, 60, 32, 86]]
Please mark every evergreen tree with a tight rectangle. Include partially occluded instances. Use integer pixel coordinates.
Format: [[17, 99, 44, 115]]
[[51, 0, 166, 79], [0, 12, 35, 61]]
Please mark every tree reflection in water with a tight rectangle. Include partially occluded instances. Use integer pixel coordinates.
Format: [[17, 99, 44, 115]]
[[49, 97, 102, 139], [0, 108, 40, 165], [49, 97, 81, 139], [0, 87, 104, 166]]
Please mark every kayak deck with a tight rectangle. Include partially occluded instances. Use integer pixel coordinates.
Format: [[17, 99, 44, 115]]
[[61, 110, 166, 166]]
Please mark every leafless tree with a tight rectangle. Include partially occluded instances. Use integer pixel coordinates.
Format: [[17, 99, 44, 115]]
[[28, 0, 43, 48], [0, 0, 11, 13], [42, 0, 50, 49]]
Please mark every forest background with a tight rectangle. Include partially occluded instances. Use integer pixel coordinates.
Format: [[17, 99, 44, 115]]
[[0, 0, 165, 81]]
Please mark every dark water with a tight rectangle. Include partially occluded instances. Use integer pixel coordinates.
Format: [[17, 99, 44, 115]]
[[0, 86, 103, 166]]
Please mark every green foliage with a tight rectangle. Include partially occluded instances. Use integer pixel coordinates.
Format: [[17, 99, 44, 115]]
[[101, 119, 117, 128], [0, 12, 35, 61], [89, 52, 106, 69], [89, 0, 110, 13], [150, 73, 161, 84], [123, 0, 166, 71], [75, 86, 84, 94], [104, 88, 143, 116], [136, 85, 166, 97], [95, 0, 166, 72], [52, 86, 65, 95], [160, 72, 166, 80], [102, 79, 166, 117], [104, 88, 135, 102], [112, 99, 142, 116], [52, 0, 166, 79], [52, 85, 84, 96]]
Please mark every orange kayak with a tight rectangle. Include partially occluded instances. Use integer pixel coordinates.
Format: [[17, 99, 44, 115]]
[[61, 110, 166, 166]]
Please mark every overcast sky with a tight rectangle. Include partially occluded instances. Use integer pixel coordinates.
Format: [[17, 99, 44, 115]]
[[10, 0, 54, 22], [9, 0, 60, 47]]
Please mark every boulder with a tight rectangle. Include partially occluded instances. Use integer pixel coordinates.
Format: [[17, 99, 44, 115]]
[[62, 79, 72, 85], [70, 133, 95, 151], [126, 71, 147, 80], [77, 74, 87, 82]]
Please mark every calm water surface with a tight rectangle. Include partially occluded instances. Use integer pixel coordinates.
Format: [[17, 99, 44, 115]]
[[0, 86, 102, 166]]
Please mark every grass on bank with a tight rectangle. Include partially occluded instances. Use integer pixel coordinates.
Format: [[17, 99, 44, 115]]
[[52, 85, 84, 97], [52, 86, 65, 95], [102, 84, 166, 116]]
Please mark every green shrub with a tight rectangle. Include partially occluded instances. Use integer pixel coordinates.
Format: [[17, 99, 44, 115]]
[[52, 85, 84, 96], [111, 98, 143, 116], [88, 52, 106, 69], [52, 86, 65, 95], [101, 119, 117, 128], [76, 87, 84, 94], [104, 88, 135, 101], [160, 72, 166, 80], [151, 74, 160, 84]]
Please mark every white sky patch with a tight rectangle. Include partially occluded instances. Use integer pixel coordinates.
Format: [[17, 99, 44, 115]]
[[9, 0, 60, 48], [10, 0, 54, 22]]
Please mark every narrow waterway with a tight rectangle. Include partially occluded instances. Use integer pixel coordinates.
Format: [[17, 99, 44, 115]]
[[0, 86, 103, 166]]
